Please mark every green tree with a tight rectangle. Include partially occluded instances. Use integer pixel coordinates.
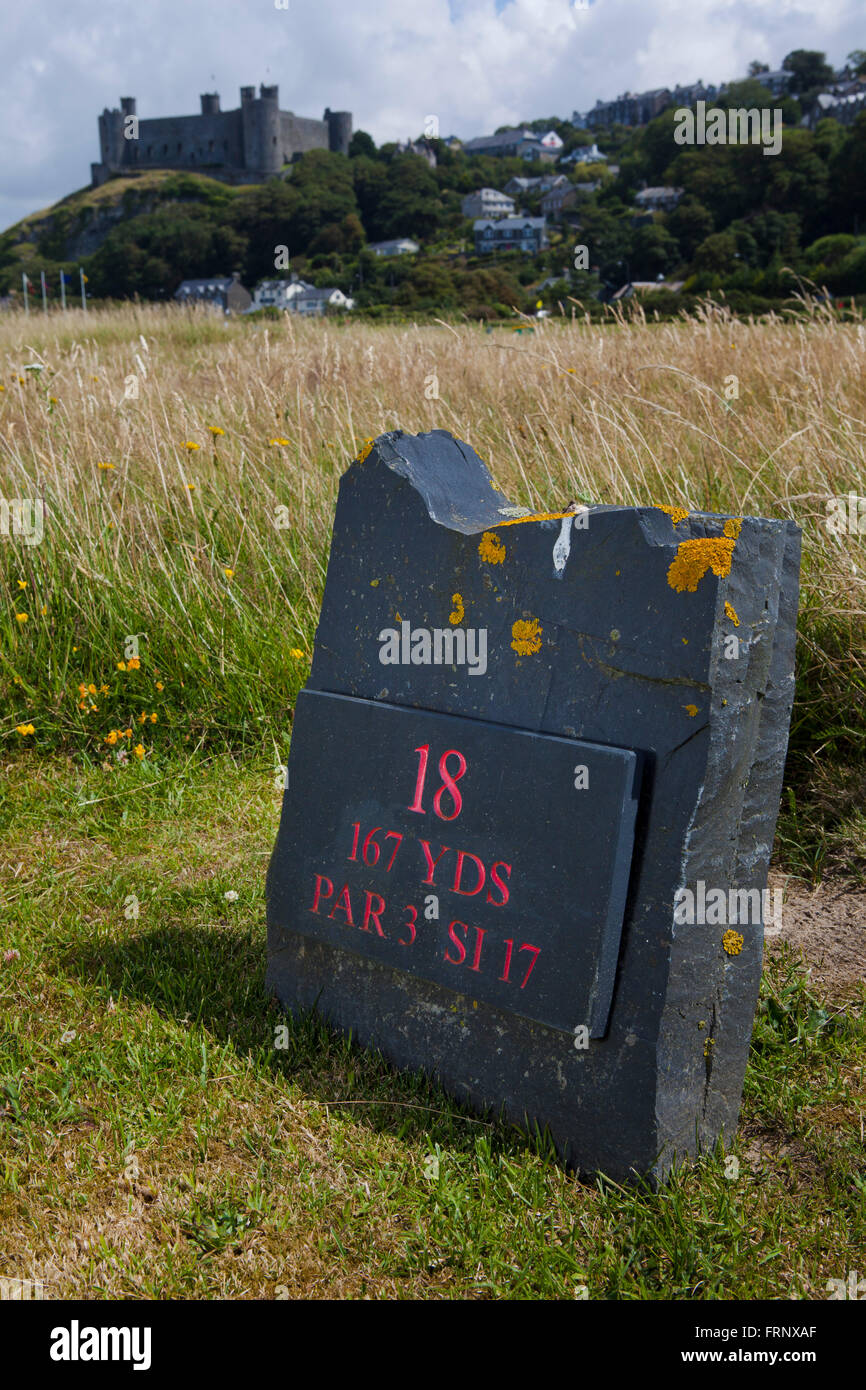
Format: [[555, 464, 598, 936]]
[[781, 49, 834, 96], [349, 130, 378, 159], [666, 197, 714, 259]]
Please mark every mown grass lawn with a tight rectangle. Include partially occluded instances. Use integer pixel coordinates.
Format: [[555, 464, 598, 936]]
[[1, 752, 863, 1300]]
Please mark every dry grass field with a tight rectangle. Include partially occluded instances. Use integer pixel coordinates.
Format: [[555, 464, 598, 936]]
[[1, 301, 864, 1299]]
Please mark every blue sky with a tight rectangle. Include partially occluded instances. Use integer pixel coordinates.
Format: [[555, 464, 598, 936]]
[[1, 0, 863, 233]]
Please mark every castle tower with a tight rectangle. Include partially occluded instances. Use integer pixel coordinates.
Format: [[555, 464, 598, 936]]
[[240, 83, 282, 174], [325, 107, 353, 156], [200, 93, 221, 115]]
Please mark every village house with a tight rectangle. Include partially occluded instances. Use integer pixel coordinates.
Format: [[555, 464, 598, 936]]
[[540, 183, 579, 221], [366, 238, 420, 257], [291, 286, 355, 316], [473, 215, 548, 254], [634, 186, 684, 212], [461, 188, 516, 220], [174, 272, 251, 313]]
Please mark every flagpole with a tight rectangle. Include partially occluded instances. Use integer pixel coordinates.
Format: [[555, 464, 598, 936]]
[[60, 271, 67, 311], [23, 273, 29, 315], [80, 268, 87, 311], [40, 271, 47, 313]]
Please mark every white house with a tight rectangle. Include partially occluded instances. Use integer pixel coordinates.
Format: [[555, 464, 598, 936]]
[[461, 188, 515, 220], [366, 238, 420, 257], [563, 142, 607, 165], [292, 286, 355, 316], [251, 276, 315, 311]]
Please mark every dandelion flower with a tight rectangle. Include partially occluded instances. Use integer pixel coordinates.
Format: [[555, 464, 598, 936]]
[[269, 437, 290, 447], [208, 425, 225, 436], [97, 462, 114, 471], [186, 483, 195, 491], [182, 441, 200, 451]]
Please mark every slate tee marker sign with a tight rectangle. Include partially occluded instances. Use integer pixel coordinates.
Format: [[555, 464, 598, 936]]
[[267, 427, 801, 1182], [269, 688, 641, 1036]]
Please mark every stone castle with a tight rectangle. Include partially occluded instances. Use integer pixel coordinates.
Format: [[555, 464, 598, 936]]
[[92, 85, 352, 187]]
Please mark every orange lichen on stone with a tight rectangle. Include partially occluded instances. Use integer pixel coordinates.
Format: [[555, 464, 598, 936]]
[[498, 510, 576, 527], [667, 536, 736, 592], [449, 593, 465, 625], [657, 505, 690, 525], [722, 930, 744, 956], [723, 517, 742, 539], [478, 531, 506, 564], [684, 704, 699, 717], [724, 601, 740, 626], [511, 617, 543, 655], [356, 438, 375, 463]]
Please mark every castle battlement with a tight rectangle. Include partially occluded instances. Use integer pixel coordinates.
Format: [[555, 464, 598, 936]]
[[91, 85, 352, 187]]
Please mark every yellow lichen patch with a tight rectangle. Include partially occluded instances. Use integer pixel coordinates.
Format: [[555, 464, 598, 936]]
[[724, 601, 740, 627], [369, 578, 380, 587], [478, 531, 506, 565], [684, 704, 699, 717], [498, 510, 576, 527], [356, 437, 375, 463], [449, 593, 465, 625], [667, 537, 736, 592], [722, 929, 744, 956], [723, 517, 742, 539], [657, 505, 690, 525], [511, 617, 543, 655]]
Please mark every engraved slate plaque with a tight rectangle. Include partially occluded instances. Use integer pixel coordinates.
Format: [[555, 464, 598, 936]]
[[268, 689, 641, 1036], [266, 428, 802, 1182]]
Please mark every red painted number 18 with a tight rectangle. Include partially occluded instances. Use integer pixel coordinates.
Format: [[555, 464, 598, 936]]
[[408, 744, 467, 821]]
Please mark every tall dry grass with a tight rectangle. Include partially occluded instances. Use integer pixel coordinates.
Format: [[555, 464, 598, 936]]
[[0, 300, 863, 853]]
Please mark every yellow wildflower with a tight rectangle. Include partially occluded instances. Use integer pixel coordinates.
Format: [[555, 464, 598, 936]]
[[150, 713, 157, 724], [99, 684, 109, 695], [126, 657, 140, 671], [16, 723, 35, 736], [15, 613, 28, 623], [156, 682, 164, 691], [16, 579, 27, 589], [105, 731, 119, 745], [208, 425, 225, 436], [88, 683, 97, 695], [182, 441, 200, 451], [224, 568, 234, 580], [290, 648, 305, 659], [97, 462, 114, 470], [133, 744, 145, 760], [117, 661, 126, 671]]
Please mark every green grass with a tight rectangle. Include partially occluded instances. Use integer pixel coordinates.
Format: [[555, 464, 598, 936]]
[[1, 753, 863, 1299]]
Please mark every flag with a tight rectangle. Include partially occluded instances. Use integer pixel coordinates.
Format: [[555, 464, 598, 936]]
[[81, 273, 88, 284]]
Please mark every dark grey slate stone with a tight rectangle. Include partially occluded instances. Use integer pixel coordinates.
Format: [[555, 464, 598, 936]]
[[266, 428, 801, 1182]]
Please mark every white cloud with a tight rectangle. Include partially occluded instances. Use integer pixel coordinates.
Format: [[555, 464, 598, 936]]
[[0, 0, 862, 233]]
